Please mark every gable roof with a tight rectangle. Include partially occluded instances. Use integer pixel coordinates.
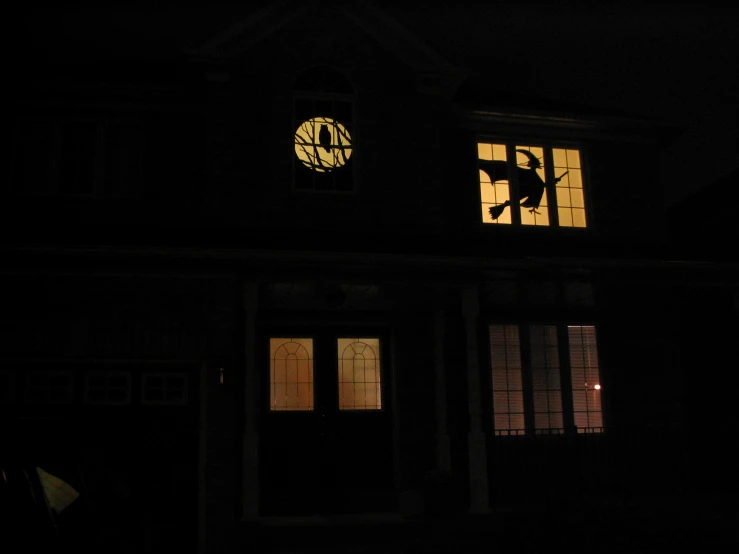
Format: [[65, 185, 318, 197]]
[[184, 0, 464, 88]]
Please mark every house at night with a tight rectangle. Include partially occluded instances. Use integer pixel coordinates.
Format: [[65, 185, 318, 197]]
[[3, 3, 737, 553]]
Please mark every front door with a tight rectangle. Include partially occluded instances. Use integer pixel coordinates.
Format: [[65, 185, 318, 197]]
[[260, 329, 394, 516]]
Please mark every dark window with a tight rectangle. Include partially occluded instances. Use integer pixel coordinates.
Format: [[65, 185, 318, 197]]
[[84, 371, 131, 405], [0, 371, 14, 404], [25, 371, 74, 404], [142, 372, 188, 405], [12, 117, 143, 197]]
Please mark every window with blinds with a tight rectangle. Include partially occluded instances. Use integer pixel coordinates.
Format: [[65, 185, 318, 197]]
[[490, 324, 603, 435], [568, 325, 603, 431]]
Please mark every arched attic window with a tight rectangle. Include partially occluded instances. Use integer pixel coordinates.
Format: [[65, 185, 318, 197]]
[[292, 66, 355, 192]]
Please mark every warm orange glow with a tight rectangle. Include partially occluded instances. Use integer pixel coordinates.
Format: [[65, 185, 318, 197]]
[[594, 384, 601, 390], [294, 117, 352, 172], [337, 338, 382, 410], [517, 146, 549, 226], [270, 338, 314, 411], [479, 142, 511, 225], [553, 148, 586, 228], [479, 143, 586, 228]]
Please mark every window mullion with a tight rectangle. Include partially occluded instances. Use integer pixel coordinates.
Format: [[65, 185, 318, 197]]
[[557, 325, 576, 434], [543, 147, 559, 227], [519, 324, 536, 436], [505, 143, 521, 225]]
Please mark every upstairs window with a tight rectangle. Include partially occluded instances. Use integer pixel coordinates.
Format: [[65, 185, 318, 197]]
[[489, 324, 603, 435], [12, 117, 144, 197], [478, 142, 588, 227], [293, 67, 355, 192]]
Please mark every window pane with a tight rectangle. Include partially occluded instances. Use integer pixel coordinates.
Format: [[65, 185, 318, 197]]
[[490, 325, 524, 432], [570, 188, 584, 208], [530, 325, 563, 432], [552, 148, 568, 168], [572, 208, 587, 227], [566, 149, 581, 168], [480, 178, 511, 224], [59, 121, 97, 195], [26, 371, 73, 404], [477, 143, 492, 160], [84, 371, 131, 405], [516, 145, 550, 227], [103, 123, 143, 196], [14, 120, 55, 194], [337, 338, 381, 410], [479, 143, 512, 225], [0, 371, 14, 404], [558, 208, 573, 227], [142, 373, 187, 405], [270, 338, 314, 411], [557, 187, 571, 208], [568, 326, 603, 433], [553, 151, 586, 228]]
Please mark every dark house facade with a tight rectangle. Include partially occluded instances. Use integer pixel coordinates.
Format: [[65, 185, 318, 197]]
[[3, 4, 737, 553]]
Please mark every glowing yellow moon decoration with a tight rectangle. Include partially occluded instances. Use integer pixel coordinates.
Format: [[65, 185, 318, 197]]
[[294, 117, 352, 172]]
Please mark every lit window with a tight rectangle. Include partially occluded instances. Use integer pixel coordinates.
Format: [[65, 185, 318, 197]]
[[490, 324, 603, 435], [293, 67, 355, 192], [294, 117, 352, 173], [337, 338, 382, 410], [270, 338, 314, 411], [478, 142, 587, 227]]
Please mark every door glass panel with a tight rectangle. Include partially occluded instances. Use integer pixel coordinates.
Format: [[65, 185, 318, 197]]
[[270, 338, 314, 411], [337, 338, 381, 410]]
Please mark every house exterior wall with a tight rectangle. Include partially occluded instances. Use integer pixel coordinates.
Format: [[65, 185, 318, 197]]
[[4, 6, 737, 554]]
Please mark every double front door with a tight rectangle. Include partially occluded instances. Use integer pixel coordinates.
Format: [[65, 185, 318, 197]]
[[260, 329, 394, 516]]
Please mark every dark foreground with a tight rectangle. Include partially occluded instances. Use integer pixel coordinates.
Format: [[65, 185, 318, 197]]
[[239, 494, 736, 554]]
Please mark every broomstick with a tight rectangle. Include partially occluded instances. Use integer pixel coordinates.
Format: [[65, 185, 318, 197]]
[[489, 171, 569, 220]]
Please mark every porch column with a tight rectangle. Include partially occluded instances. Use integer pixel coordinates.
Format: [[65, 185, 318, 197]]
[[242, 281, 260, 520], [434, 309, 451, 471], [462, 285, 491, 514]]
